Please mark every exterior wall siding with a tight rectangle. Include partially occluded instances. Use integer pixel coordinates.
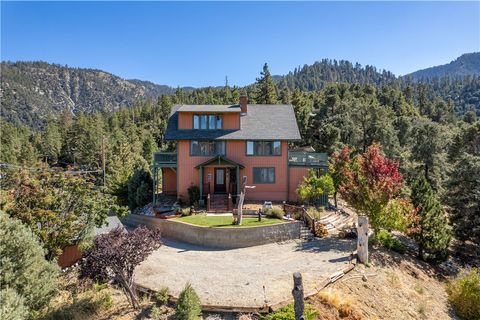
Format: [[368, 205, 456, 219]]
[[288, 167, 310, 202], [173, 140, 312, 203], [177, 112, 240, 130], [162, 168, 177, 195]]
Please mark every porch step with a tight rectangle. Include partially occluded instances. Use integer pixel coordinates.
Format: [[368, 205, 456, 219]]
[[300, 225, 314, 241], [208, 194, 230, 212]]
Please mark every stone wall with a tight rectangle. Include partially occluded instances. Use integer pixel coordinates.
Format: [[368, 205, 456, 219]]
[[122, 214, 301, 249]]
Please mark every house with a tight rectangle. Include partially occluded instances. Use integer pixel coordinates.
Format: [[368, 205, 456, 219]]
[[152, 96, 327, 211]]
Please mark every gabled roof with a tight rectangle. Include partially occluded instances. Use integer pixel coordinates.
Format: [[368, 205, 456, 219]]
[[194, 155, 245, 169], [165, 104, 301, 141]]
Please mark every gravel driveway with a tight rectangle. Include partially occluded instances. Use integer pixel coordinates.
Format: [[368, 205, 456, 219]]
[[135, 237, 355, 310]]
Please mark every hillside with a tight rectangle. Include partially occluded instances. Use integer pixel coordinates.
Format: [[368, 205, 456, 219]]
[[0, 61, 176, 127], [406, 52, 480, 80], [275, 59, 397, 91]]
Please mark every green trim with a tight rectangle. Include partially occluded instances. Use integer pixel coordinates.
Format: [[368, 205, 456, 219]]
[[195, 155, 244, 169], [245, 140, 282, 157], [252, 167, 276, 184]]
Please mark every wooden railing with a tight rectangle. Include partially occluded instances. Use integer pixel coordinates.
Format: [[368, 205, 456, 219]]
[[288, 151, 327, 167], [153, 152, 177, 167], [283, 203, 317, 234]]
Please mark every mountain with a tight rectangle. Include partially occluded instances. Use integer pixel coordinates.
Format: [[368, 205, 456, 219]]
[[0, 61, 177, 127], [405, 52, 480, 80], [274, 59, 397, 91]]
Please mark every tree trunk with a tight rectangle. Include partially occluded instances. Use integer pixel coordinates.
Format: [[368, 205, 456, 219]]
[[334, 191, 338, 208], [357, 216, 369, 264]]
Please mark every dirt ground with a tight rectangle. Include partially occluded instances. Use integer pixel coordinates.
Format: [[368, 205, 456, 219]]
[[135, 237, 356, 309], [324, 248, 457, 320]]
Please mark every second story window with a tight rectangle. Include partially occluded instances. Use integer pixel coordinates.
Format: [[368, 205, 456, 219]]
[[190, 140, 226, 156], [193, 114, 222, 130], [246, 141, 281, 156]]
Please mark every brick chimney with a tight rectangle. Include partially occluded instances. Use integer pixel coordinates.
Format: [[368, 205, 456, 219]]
[[239, 95, 248, 113]]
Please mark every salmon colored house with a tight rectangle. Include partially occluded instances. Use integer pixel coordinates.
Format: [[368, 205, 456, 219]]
[[152, 96, 327, 211]]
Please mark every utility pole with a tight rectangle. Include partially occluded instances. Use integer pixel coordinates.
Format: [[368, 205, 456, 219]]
[[102, 136, 106, 188]]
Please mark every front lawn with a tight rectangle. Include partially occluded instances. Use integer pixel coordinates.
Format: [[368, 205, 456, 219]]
[[173, 215, 284, 228]]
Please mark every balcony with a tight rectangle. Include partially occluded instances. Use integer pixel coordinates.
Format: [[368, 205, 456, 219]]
[[288, 151, 328, 167], [153, 152, 177, 167]]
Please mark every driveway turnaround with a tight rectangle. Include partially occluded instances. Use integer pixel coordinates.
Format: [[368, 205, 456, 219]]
[[135, 237, 355, 310]]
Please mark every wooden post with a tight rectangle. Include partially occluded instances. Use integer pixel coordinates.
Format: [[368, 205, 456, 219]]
[[357, 216, 369, 264], [207, 194, 211, 212], [228, 193, 232, 211], [292, 272, 305, 320]]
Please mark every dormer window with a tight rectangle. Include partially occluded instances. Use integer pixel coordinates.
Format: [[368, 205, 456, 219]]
[[193, 114, 222, 130]]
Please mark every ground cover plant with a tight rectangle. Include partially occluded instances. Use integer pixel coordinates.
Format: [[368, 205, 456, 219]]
[[174, 215, 283, 227]]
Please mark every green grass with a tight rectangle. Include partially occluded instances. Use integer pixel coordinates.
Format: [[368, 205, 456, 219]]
[[173, 215, 284, 228]]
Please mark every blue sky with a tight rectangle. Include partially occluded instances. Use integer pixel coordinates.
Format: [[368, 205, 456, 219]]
[[2, 1, 479, 87]]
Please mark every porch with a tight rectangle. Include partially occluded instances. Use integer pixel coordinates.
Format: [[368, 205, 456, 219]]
[[195, 156, 244, 212]]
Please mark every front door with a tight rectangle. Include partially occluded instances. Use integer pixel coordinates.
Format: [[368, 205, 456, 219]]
[[214, 168, 226, 193]]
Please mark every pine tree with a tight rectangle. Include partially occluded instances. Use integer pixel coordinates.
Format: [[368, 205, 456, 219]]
[[254, 63, 277, 104], [411, 176, 452, 262]]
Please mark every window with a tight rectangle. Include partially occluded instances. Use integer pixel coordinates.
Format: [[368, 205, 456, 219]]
[[246, 141, 281, 156], [190, 141, 226, 156], [253, 167, 275, 184], [193, 114, 222, 129]]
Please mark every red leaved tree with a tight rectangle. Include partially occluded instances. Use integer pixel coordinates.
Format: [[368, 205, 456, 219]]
[[339, 144, 406, 233], [80, 226, 162, 308]]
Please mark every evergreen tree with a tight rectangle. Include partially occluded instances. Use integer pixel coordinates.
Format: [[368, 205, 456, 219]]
[[254, 63, 277, 104], [411, 176, 452, 262], [0, 212, 59, 317], [447, 153, 480, 244], [176, 283, 202, 320]]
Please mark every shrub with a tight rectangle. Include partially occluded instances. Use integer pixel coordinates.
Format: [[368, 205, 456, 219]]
[[264, 207, 284, 219], [373, 230, 406, 254], [155, 287, 170, 305], [80, 226, 162, 309], [175, 283, 201, 320], [297, 170, 334, 204], [128, 168, 153, 210], [151, 305, 163, 319], [187, 186, 200, 206], [0, 288, 29, 320], [307, 207, 324, 220], [0, 212, 59, 317], [262, 303, 317, 320], [447, 269, 480, 320]]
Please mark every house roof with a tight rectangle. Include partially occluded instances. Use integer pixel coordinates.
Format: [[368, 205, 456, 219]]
[[178, 104, 241, 113], [165, 104, 301, 141], [94, 215, 124, 236]]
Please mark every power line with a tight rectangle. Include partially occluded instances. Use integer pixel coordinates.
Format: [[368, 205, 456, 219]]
[[0, 163, 102, 174]]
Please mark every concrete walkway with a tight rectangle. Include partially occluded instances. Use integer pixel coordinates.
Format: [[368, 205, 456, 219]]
[[134, 237, 355, 310]]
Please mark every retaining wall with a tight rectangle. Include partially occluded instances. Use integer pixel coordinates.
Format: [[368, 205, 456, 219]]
[[122, 214, 301, 249]]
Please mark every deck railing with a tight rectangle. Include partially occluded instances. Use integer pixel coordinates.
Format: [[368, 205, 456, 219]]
[[153, 152, 177, 167], [288, 151, 328, 167]]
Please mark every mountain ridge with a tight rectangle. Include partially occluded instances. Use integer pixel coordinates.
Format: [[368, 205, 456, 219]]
[[405, 52, 480, 80], [2, 53, 479, 127]]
